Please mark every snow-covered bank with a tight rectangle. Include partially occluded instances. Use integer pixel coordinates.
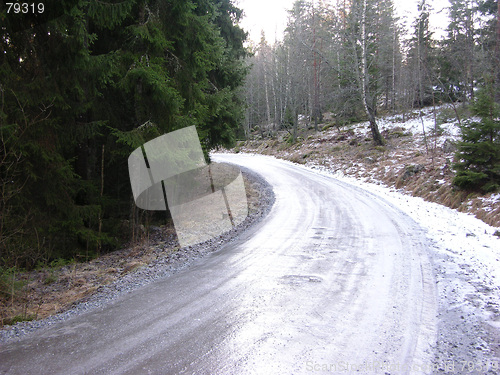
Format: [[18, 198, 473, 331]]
[[230, 101, 500, 368], [237, 104, 500, 226]]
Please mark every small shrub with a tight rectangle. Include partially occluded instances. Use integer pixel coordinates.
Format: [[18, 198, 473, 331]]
[[430, 124, 445, 136], [384, 126, 411, 139], [278, 142, 290, 151], [322, 123, 335, 131], [389, 131, 408, 138], [437, 105, 470, 126], [4, 314, 36, 325], [49, 258, 74, 269], [0, 267, 25, 299], [437, 107, 457, 125], [289, 155, 306, 164], [453, 84, 500, 192]]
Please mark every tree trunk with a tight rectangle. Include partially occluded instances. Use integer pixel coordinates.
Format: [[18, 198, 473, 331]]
[[496, 0, 500, 102], [417, 2, 429, 154], [360, 0, 384, 145], [392, 25, 397, 113], [263, 62, 271, 128], [292, 108, 298, 142], [466, 0, 475, 101], [271, 56, 278, 130]]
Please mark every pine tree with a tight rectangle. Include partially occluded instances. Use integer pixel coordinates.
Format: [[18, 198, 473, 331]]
[[0, 0, 116, 266], [453, 82, 500, 192], [476, 0, 500, 102]]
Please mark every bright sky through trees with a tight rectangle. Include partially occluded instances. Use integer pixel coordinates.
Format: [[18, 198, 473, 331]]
[[236, 0, 451, 44]]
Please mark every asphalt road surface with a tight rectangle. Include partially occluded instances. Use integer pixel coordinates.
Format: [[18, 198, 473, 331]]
[[0, 154, 438, 374]]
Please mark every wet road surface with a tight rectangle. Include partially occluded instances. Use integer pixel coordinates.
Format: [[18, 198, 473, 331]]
[[0, 154, 437, 374]]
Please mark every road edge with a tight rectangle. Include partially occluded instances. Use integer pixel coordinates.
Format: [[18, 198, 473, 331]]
[[0, 165, 275, 343]]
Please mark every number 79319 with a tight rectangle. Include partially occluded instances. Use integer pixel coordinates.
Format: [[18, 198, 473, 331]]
[[6, 3, 45, 14]]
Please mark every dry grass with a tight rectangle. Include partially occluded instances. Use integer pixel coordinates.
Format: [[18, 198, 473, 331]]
[[0, 239, 164, 326], [1, 170, 262, 327]]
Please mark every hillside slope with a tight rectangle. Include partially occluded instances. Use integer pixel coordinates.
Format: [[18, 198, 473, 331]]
[[234, 106, 500, 227]]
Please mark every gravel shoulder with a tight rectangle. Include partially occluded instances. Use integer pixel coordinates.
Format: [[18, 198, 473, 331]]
[[0, 164, 275, 343]]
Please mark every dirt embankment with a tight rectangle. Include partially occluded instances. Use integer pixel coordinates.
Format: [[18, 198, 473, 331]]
[[233, 112, 500, 228]]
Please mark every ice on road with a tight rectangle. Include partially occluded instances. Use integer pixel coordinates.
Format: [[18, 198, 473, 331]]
[[0, 154, 439, 374]]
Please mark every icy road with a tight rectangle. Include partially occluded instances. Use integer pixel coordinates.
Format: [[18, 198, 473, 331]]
[[0, 154, 438, 374]]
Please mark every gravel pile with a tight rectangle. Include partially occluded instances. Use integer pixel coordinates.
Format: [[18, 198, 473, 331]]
[[0, 167, 275, 343]]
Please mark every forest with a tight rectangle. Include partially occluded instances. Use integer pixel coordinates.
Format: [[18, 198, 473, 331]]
[[0, 0, 247, 269], [245, 0, 500, 139], [1, 0, 500, 269], [244, 0, 500, 200]]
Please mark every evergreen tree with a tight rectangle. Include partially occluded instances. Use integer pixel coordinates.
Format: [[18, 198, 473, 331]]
[[1, 0, 115, 265], [0, 0, 248, 268], [453, 82, 500, 192], [407, 0, 436, 108], [439, 0, 478, 102], [476, 0, 500, 102]]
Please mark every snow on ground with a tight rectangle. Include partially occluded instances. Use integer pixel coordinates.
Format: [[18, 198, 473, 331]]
[[315, 107, 500, 290], [260, 152, 500, 366], [480, 194, 500, 212], [349, 105, 463, 141], [236, 104, 500, 364], [314, 166, 500, 289], [248, 152, 500, 326], [284, 104, 500, 225], [244, 152, 499, 289], [306, 160, 500, 365]]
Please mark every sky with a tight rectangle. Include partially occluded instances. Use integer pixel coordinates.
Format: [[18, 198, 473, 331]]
[[234, 0, 451, 45]]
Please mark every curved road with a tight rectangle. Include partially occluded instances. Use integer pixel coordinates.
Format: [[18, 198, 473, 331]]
[[0, 154, 437, 374]]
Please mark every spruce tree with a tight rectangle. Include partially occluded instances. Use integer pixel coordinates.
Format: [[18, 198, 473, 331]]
[[0, 0, 248, 268], [453, 82, 500, 192]]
